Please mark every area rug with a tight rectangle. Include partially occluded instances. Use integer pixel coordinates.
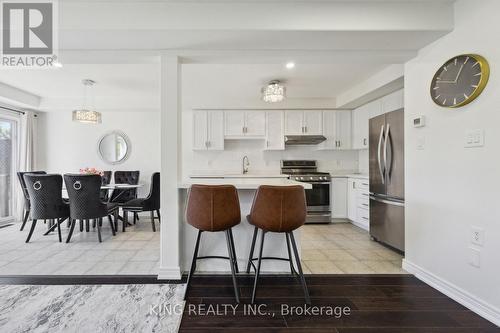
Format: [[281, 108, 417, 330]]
[[0, 284, 184, 333]]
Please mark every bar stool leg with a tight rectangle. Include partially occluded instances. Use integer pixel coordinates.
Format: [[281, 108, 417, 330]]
[[150, 211, 156, 232], [246, 226, 258, 273], [289, 231, 311, 304], [184, 230, 202, 301], [96, 217, 102, 242], [66, 219, 76, 243], [225, 230, 240, 303], [25, 219, 38, 243], [251, 230, 266, 304], [285, 233, 295, 275], [228, 229, 239, 273], [57, 218, 62, 243]]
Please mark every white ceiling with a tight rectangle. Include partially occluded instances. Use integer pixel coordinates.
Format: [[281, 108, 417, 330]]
[[0, 64, 160, 112]]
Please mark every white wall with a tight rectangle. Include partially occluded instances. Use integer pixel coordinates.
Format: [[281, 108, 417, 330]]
[[404, 0, 500, 324], [37, 111, 160, 196]]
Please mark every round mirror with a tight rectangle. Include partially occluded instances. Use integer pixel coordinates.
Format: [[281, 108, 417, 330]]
[[98, 131, 130, 165]]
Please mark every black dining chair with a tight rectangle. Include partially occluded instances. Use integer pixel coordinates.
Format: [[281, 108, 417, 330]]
[[23, 174, 69, 243], [122, 172, 160, 232], [17, 171, 46, 231], [64, 174, 118, 243], [110, 170, 140, 223], [100, 171, 112, 201]]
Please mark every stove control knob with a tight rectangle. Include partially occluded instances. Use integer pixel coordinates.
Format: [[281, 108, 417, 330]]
[[309, 177, 313, 180]]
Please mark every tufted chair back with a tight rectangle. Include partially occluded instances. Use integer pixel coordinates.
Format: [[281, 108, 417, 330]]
[[64, 174, 108, 220], [111, 170, 140, 203], [100, 171, 112, 201], [17, 171, 46, 208], [23, 174, 68, 219], [142, 172, 160, 211]]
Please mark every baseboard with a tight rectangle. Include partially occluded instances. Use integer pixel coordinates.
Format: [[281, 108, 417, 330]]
[[403, 259, 500, 326], [157, 266, 182, 280]]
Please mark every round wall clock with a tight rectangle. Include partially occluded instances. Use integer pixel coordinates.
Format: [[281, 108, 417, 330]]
[[430, 54, 490, 108]]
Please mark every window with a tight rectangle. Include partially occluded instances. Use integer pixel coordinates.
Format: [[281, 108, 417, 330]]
[[0, 114, 18, 224]]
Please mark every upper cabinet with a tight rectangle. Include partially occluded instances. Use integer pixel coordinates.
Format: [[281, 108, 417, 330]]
[[319, 110, 351, 150], [284, 110, 322, 135], [193, 110, 224, 151], [224, 111, 266, 138], [351, 89, 404, 150], [265, 111, 285, 150]]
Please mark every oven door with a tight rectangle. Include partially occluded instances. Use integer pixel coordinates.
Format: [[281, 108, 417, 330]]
[[304, 181, 331, 223]]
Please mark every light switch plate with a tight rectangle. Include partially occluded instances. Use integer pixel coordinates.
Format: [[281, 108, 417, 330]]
[[416, 136, 425, 150], [464, 129, 484, 148], [469, 247, 480, 268]]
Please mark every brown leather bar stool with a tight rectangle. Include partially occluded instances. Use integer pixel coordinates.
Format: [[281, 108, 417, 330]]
[[184, 184, 241, 303], [246, 185, 310, 304]]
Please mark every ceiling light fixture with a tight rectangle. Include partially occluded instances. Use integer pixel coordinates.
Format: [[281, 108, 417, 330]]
[[262, 80, 286, 103], [72, 79, 101, 124], [286, 62, 295, 69]]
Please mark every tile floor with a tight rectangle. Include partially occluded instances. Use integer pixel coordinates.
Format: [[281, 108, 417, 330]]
[[0, 220, 160, 275], [300, 222, 407, 274]]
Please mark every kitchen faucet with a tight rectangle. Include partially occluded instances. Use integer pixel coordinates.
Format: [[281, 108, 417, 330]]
[[242, 155, 250, 174]]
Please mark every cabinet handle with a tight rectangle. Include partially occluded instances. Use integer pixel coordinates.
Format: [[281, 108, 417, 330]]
[[362, 217, 369, 220], [363, 138, 367, 146], [207, 141, 211, 148], [362, 203, 369, 207], [338, 140, 341, 147], [266, 140, 269, 148], [305, 126, 307, 133], [353, 181, 356, 189]]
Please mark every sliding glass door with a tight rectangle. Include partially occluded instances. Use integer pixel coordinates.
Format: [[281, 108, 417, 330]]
[[0, 116, 18, 224]]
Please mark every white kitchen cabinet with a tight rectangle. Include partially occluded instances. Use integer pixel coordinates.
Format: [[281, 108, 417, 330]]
[[224, 111, 266, 138], [303, 111, 323, 135], [347, 178, 357, 221], [284, 111, 304, 135], [331, 177, 348, 219], [347, 177, 370, 231], [192, 110, 224, 151], [381, 89, 404, 113], [367, 99, 383, 119], [352, 104, 370, 149], [265, 111, 285, 150], [335, 110, 352, 149], [284, 111, 323, 135], [319, 111, 351, 150]]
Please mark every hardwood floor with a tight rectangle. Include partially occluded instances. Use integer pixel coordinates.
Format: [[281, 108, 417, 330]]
[[180, 274, 499, 332]]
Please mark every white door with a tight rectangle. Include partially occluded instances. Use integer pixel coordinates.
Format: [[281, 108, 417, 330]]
[[245, 111, 266, 137], [331, 177, 348, 218], [335, 110, 352, 149], [224, 111, 245, 137], [192, 111, 208, 150], [347, 178, 357, 221], [319, 111, 336, 150], [303, 111, 323, 135], [0, 114, 18, 225], [207, 111, 224, 150], [265, 111, 284, 150], [284, 111, 304, 135]]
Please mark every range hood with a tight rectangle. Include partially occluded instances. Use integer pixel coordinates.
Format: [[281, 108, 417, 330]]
[[284, 135, 327, 145]]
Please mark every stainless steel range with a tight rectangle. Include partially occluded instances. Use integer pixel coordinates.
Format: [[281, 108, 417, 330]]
[[281, 160, 331, 224]]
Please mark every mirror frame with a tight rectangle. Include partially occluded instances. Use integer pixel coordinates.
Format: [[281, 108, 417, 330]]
[[97, 130, 131, 165]]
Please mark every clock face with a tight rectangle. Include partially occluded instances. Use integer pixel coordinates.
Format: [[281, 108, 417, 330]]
[[430, 54, 490, 108]]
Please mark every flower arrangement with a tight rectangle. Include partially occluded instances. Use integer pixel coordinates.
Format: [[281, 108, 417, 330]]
[[79, 167, 104, 176]]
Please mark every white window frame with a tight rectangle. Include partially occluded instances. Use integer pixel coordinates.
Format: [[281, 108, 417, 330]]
[[0, 110, 19, 225]]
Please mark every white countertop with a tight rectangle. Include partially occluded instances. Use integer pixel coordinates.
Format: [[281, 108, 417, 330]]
[[179, 177, 312, 189], [330, 173, 369, 180], [190, 173, 288, 179]]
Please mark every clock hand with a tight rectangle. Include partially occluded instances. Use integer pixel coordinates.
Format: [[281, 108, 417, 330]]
[[436, 80, 455, 84], [454, 64, 464, 83]]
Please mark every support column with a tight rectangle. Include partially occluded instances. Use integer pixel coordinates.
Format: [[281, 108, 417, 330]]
[[158, 54, 182, 280]]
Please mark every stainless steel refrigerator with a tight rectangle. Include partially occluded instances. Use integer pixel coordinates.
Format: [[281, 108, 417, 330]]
[[369, 109, 405, 252]]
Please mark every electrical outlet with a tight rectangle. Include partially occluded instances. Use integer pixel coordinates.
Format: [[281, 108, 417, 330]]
[[464, 129, 484, 148], [469, 247, 480, 268], [471, 226, 485, 246]]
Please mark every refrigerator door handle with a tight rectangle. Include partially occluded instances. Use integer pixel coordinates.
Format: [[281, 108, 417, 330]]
[[377, 124, 385, 184], [384, 124, 391, 184], [370, 195, 405, 207]]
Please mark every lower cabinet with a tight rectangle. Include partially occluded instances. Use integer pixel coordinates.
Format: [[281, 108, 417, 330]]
[[347, 177, 370, 231], [331, 177, 348, 218]]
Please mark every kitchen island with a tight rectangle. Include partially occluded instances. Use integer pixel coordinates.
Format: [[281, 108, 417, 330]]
[[178, 177, 311, 273]]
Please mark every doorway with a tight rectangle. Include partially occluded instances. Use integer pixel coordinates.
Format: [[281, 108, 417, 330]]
[[0, 114, 18, 226]]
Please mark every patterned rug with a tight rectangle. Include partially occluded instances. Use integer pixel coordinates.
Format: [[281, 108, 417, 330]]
[[0, 284, 184, 333]]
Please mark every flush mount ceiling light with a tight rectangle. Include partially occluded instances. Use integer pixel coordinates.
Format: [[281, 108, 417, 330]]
[[286, 62, 295, 69], [262, 80, 286, 103], [72, 79, 101, 124]]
